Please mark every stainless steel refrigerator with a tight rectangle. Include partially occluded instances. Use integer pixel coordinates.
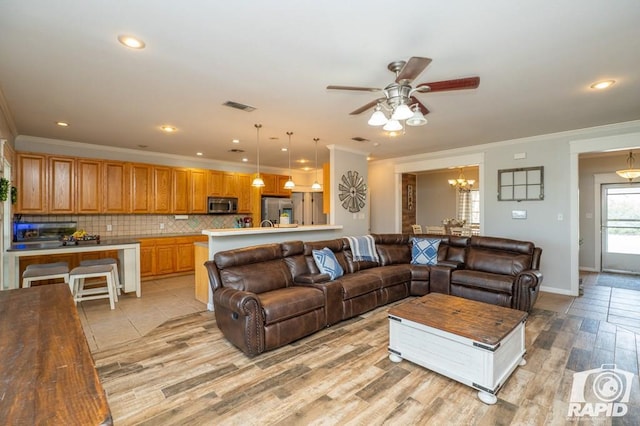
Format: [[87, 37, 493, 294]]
[[261, 197, 294, 225]]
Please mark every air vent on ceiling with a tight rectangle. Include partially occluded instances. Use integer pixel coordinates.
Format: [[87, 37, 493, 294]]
[[229, 148, 245, 153], [351, 137, 369, 142], [222, 101, 256, 112]]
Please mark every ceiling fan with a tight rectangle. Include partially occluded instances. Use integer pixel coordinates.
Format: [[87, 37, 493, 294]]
[[327, 56, 480, 130]]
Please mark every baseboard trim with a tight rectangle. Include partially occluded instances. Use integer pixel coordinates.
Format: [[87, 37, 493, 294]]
[[539, 285, 577, 297]]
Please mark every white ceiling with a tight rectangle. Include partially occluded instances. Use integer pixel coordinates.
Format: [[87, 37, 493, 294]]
[[1, 1, 639, 170]]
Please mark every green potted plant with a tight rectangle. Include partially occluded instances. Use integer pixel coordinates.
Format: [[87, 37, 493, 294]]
[[0, 177, 9, 202]]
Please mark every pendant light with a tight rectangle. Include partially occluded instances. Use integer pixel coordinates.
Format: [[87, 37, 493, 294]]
[[311, 137, 322, 191], [284, 131, 295, 189], [251, 123, 265, 187], [615, 151, 640, 182]]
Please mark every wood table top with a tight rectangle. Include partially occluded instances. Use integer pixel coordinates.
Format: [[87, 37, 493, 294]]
[[0, 284, 112, 425], [388, 293, 528, 346]]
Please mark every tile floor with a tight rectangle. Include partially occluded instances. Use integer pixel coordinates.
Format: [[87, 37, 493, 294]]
[[78, 274, 207, 352], [78, 271, 640, 351]]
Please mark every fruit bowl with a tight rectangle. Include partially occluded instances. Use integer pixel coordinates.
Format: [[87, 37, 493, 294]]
[[62, 234, 100, 245]]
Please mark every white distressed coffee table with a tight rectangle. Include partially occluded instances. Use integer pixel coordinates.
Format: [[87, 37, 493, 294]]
[[388, 293, 528, 404]]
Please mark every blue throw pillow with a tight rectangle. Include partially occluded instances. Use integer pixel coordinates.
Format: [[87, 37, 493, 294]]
[[411, 238, 440, 265], [312, 247, 344, 280]]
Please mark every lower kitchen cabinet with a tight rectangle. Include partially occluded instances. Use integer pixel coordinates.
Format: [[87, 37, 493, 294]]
[[138, 235, 207, 279]]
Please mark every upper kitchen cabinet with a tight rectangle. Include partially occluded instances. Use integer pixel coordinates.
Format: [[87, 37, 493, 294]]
[[207, 170, 223, 196], [152, 166, 172, 213], [189, 169, 208, 214], [222, 172, 237, 197], [130, 163, 153, 213], [260, 173, 292, 197], [236, 173, 252, 213], [76, 159, 101, 214], [172, 168, 190, 213], [48, 156, 75, 214], [103, 161, 129, 213], [16, 153, 47, 213]]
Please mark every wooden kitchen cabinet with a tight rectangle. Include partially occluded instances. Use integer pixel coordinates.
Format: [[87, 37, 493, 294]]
[[155, 239, 176, 275], [236, 173, 252, 213], [76, 159, 101, 213], [131, 164, 152, 213], [138, 235, 207, 279], [152, 166, 172, 213], [16, 153, 47, 213], [207, 170, 223, 196], [48, 156, 75, 214], [260, 173, 292, 197], [175, 237, 195, 272], [103, 161, 129, 213], [172, 168, 189, 213], [139, 239, 156, 278], [189, 169, 208, 213], [222, 172, 237, 197]]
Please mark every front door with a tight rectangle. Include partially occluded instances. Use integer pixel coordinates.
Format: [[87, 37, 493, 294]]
[[601, 184, 640, 274]]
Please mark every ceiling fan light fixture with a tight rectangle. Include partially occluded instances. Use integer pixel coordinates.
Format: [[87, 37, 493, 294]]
[[391, 103, 413, 121], [368, 107, 388, 126], [406, 105, 427, 126], [383, 119, 403, 132]]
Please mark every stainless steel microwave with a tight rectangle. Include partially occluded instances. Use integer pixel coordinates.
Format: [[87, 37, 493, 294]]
[[208, 197, 238, 214]]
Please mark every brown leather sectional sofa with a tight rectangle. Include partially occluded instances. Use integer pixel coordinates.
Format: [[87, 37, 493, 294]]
[[205, 234, 542, 356]]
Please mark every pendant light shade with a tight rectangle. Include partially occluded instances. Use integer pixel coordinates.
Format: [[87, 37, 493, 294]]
[[406, 104, 427, 126], [252, 124, 265, 187], [367, 104, 388, 126], [284, 131, 295, 189], [616, 151, 640, 182], [391, 103, 413, 121], [383, 119, 403, 132], [311, 137, 322, 191]]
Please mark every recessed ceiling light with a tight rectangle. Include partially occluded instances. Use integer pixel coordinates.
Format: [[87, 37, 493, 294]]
[[118, 35, 146, 49], [296, 159, 309, 164], [590, 80, 615, 90], [281, 147, 288, 152], [302, 167, 312, 171], [196, 152, 203, 156], [232, 139, 240, 144], [242, 158, 248, 162], [56, 121, 69, 127], [160, 125, 177, 133]]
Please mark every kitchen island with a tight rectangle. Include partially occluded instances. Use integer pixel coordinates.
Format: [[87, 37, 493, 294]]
[[4, 238, 141, 296], [199, 225, 343, 310]]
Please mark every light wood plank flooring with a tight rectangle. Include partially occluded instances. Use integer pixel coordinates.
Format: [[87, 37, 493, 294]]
[[88, 273, 640, 425]]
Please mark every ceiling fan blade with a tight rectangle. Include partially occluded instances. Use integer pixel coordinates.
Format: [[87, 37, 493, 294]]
[[416, 76, 480, 92], [349, 98, 384, 115], [327, 85, 382, 92], [395, 57, 432, 83], [409, 96, 430, 115]]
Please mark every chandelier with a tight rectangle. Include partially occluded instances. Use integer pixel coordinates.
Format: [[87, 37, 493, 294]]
[[448, 168, 475, 192], [367, 84, 427, 131], [615, 151, 640, 182]]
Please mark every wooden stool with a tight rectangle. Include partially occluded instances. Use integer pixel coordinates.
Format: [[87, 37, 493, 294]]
[[79, 258, 121, 296], [22, 263, 70, 289], [69, 265, 116, 310]]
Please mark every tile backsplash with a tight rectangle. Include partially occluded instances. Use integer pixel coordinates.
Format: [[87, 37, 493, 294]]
[[16, 214, 253, 237]]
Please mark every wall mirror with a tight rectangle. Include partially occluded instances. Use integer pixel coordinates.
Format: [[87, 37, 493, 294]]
[[498, 166, 544, 201]]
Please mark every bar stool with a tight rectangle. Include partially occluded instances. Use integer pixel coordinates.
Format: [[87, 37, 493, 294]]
[[22, 262, 70, 289], [69, 265, 116, 310], [79, 258, 121, 296]]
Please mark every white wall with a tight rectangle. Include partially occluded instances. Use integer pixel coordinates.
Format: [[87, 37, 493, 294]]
[[369, 120, 640, 296], [328, 144, 369, 236]]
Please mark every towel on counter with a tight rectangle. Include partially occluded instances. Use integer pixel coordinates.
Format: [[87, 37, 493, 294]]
[[345, 235, 379, 263]]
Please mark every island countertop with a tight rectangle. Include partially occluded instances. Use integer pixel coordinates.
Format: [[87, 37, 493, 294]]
[[202, 224, 342, 237]]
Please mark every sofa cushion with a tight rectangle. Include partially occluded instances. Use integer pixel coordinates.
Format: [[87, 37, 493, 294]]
[[411, 238, 440, 265], [451, 269, 515, 294], [312, 248, 344, 280], [361, 264, 411, 288], [258, 287, 325, 325], [465, 249, 531, 276], [338, 273, 381, 299]]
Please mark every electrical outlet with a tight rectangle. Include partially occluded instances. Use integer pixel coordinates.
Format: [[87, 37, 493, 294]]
[[106, 224, 112, 232], [160, 223, 165, 229]]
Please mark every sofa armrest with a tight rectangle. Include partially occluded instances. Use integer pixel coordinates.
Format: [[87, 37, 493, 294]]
[[513, 270, 543, 312], [294, 273, 331, 284], [213, 287, 265, 356], [430, 264, 455, 294], [437, 260, 464, 270]]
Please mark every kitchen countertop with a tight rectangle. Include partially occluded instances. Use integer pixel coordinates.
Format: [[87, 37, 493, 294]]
[[202, 225, 342, 237], [8, 237, 140, 252]]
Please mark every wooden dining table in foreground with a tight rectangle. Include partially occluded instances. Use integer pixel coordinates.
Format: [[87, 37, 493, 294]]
[[0, 284, 112, 425]]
